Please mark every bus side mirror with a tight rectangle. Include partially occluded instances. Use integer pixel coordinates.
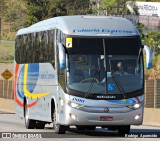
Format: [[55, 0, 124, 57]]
[[143, 44, 153, 69], [58, 43, 66, 69]]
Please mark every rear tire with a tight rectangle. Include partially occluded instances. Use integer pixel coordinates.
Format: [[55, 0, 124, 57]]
[[24, 104, 36, 129], [118, 125, 130, 136]]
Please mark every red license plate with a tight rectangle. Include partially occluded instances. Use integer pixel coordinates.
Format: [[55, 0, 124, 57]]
[[100, 116, 113, 121]]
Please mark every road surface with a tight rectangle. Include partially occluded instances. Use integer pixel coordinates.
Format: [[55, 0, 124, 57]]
[[0, 112, 160, 141]]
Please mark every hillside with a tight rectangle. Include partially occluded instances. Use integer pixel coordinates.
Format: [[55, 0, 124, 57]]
[[0, 0, 26, 40]]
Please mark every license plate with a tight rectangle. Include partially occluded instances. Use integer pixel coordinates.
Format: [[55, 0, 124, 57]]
[[100, 116, 113, 121]]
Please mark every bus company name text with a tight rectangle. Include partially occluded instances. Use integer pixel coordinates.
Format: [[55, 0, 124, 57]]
[[73, 29, 133, 34]]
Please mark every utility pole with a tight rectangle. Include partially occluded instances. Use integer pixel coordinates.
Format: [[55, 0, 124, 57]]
[[90, 0, 101, 15]]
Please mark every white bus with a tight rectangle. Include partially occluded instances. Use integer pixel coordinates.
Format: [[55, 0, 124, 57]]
[[14, 15, 152, 135]]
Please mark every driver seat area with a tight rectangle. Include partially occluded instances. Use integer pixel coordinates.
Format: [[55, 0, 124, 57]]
[[72, 69, 84, 83]]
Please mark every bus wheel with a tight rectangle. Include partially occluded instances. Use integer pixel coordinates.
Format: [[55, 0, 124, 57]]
[[76, 126, 86, 130], [36, 122, 45, 129], [24, 104, 36, 129], [118, 125, 130, 136], [86, 126, 96, 130], [53, 109, 66, 134]]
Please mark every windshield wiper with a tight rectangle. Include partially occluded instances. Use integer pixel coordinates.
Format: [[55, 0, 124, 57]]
[[85, 58, 101, 98], [103, 39, 107, 94], [111, 69, 126, 99]]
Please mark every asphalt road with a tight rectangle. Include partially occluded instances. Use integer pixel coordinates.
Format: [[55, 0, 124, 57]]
[[0, 112, 160, 141]]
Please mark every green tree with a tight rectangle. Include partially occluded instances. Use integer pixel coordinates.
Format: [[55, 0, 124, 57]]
[[25, 0, 55, 25], [143, 32, 160, 55], [26, 0, 91, 26], [100, 0, 137, 15], [64, 0, 90, 15], [0, 0, 26, 32]]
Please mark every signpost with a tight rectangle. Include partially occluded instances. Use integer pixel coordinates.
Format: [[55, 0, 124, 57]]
[[1, 69, 13, 80], [135, 2, 160, 17]]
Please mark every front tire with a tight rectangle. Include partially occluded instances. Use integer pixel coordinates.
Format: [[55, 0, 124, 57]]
[[76, 125, 86, 130], [76, 126, 96, 131], [53, 108, 67, 134], [118, 125, 130, 136], [24, 104, 36, 129]]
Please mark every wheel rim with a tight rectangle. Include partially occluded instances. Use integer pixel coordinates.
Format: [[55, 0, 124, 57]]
[[53, 109, 56, 129]]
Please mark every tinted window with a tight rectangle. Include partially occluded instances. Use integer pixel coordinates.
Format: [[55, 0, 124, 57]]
[[15, 30, 55, 64], [67, 37, 141, 55]]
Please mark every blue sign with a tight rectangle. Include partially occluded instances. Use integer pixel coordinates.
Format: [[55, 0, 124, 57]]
[[107, 84, 114, 91]]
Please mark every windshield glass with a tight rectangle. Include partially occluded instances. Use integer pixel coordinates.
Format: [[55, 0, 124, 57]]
[[66, 37, 143, 96]]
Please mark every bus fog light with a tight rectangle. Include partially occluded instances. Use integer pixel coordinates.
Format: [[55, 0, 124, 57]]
[[60, 99, 64, 107], [70, 113, 77, 120], [134, 114, 141, 120]]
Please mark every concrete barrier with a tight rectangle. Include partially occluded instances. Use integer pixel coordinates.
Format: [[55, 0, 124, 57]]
[[143, 108, 160, 127], [0, 98, 15, 113], [0, 98, 160, 127]]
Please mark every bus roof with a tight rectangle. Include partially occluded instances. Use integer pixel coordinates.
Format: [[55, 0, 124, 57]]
[[16, 15, 140, 37]]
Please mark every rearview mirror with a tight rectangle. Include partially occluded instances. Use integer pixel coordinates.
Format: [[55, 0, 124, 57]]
[[143, 44, 153, 69], [58, 43, 66, 69]]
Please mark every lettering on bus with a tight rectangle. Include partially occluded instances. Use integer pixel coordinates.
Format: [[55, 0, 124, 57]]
[[38, 73, 54, 80], [73, 29, 134, 34], [72, 97, 85, 103], [97, 95, 116, 99]]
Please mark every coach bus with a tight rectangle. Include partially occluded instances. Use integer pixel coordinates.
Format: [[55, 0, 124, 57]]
[[14, 15, 152, 135]]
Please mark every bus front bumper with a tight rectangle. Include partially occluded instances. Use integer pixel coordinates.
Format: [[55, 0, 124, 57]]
[[59, 105, 143, 126]]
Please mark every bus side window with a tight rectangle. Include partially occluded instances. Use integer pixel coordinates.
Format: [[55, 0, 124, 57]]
[[31, 33, 36, 63], [34, 32, 40, 63], [15, 36, 20, 63], [26, 34, 32, 63], [25, 34, 28, 63], [39, 32, 44, 62], [40, 31, 48, 62], [19, 35, 24, 63], [48, 30, 55, 67]]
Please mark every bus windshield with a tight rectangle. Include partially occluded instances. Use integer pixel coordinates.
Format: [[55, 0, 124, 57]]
[[66, 37, 143, 97]]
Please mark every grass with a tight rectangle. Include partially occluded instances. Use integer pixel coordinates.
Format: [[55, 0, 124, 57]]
[[0, 41, 14, 63]]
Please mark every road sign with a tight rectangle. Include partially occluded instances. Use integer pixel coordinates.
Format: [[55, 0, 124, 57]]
[[1, 69, 13, 80]]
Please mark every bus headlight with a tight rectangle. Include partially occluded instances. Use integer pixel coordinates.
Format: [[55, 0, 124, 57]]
[[133, 103, 140, 109], [67, 101, 84, 109], [128, 103, 143, 109]]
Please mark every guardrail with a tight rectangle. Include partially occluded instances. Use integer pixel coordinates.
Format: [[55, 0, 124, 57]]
[[0, 80, 13, 99], [0, 80, 159, 108]]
